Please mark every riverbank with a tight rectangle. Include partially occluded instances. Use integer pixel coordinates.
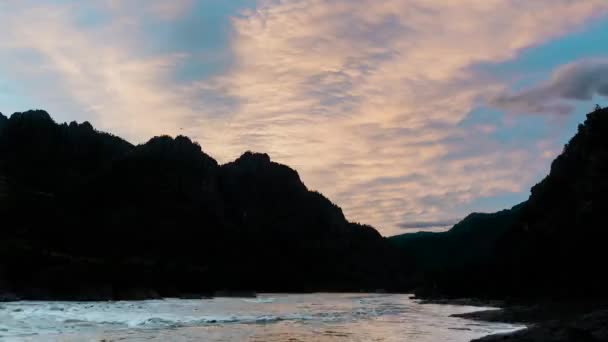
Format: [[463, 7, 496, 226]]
[[454, 300, 608, 341], [416, 296, 608, 341]]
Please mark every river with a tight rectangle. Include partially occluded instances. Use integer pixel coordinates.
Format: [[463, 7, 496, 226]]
[[0, 293, 524, 341]]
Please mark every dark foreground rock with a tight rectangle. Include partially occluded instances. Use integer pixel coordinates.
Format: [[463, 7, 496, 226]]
[[462, 303, 608, 342], [0, 292, 19, 302], [214, 290, 257, 298], [417, 297, 505, 308], [473, 311, 608, 342]]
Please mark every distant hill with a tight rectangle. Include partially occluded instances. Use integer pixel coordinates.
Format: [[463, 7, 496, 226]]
[[389, 204, 524, 297], [0, 110, 399, 300], [390, 204, 523, 270], [390, 107, 608, 299]]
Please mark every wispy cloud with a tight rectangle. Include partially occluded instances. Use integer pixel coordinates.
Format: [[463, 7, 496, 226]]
[[0, 2, 211, 140], [199, 0, 607, 234], [493, 59, 608, 115], [398, 219, 460, 230], [0, 1, 606, 235]]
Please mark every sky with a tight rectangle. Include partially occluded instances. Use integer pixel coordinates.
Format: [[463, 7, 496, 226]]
[[1, 0, 608, 236]]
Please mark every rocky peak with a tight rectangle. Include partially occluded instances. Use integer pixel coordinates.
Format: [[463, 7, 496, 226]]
[[234, 151, 272, 165], [0, 113, 7, 132], [9, 110, 54, 124], [133, 135, 218, 167]]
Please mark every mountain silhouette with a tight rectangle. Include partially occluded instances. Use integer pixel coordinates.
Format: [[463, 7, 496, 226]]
[[390, 106, 608, 299], [0, 110, 398, 300], [4, 107, 608, 301]]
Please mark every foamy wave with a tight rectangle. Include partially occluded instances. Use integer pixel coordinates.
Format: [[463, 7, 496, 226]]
[[0, 300, 326, 337]]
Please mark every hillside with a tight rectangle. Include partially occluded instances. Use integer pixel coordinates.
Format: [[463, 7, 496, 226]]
[[0, 110, 399, 300], [390, 107, 608, 299], [389, 204, 524, 297], [495, 106, 608, 298], [5, 106, 608, 302]]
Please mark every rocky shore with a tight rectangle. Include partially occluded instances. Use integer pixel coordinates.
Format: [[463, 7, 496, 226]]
[[415, 296, 608, 341], [456, 301, 608, 342]]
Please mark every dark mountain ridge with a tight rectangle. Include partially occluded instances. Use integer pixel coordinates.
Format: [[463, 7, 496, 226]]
[[389, 204, 524, 297], [390, 106, 608, 300], [495, 106, 608, 298], [0, 110, 399, 300], [4, 106, 608, 303]]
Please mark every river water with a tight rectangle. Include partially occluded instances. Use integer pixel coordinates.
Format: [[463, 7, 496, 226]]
[[0, 293, 524, 341]]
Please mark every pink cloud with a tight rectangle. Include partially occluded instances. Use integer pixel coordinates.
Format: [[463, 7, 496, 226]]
[[200, 0, 607, 234]]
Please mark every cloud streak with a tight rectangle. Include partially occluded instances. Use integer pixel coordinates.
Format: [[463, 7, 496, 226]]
[[493, 59, 608, 115], [398, 219, 460, 230]]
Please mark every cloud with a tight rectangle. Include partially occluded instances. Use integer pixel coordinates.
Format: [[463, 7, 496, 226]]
[[0, 0, 606, 235], [105, 0, 194, 20], [493, 59, 608, 115], [0, 2, 216, 141], [199, 0, 607, 235], [398, 219, 460, 230]]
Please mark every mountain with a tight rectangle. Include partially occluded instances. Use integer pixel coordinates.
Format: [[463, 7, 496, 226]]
[[495, 106, 608, 298], [389, 204, 524, 297], [7, 106, 607, 302], [390, 106, 608, 299], [0, 110, 398, 300]]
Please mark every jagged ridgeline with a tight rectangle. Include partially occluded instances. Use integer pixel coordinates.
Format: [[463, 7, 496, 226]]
[[390, 107, 608, 299], [4, 107, 608, 301], [0, 110, 401, 300]]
